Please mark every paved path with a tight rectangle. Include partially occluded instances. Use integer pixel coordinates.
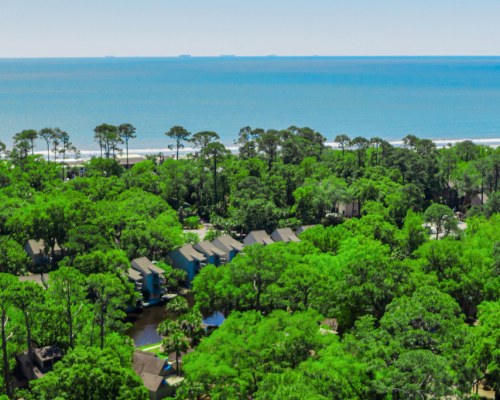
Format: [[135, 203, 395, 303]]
[[141, 343, 161, 352]]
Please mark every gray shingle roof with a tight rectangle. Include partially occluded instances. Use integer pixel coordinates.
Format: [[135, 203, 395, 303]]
[[194, 241, 226, 257], [127, 268, 143, 281], [25, 239, 62, 254], [173, 244, 206, 262], [131, 257, 165, 276], [19, 274, 49, 288], [243, 230, 274, 246], [141, 372, 164, 392], [211, 235, 244, 252], [270, 228, 300, 243], [133, 351, 166, 376], [295, 225, 316, 235]]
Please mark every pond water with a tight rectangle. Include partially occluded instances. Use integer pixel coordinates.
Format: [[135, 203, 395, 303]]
[[126, 293, 195, 346], [126, 304, 170, 346]]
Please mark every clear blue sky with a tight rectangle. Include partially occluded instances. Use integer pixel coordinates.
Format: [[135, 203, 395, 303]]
[[1, 0, 499, 57]]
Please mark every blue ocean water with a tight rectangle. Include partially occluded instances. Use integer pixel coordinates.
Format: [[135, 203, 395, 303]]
[[0, 57, 499, 152]]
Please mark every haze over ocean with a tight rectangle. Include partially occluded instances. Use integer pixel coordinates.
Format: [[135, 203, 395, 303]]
[[1, 56, 500, 152]]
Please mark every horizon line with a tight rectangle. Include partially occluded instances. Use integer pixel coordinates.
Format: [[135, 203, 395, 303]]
[[1, 54, 500, 60]]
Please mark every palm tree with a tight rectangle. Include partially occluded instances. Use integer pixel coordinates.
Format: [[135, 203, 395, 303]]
[[157, 319, 180, 337], [165, 126, 191, 160], [350, 136, 370, 168], [370, 137, 383, 165], [334, 134, 350, 157], [118, 123, 137, 168], [177, 310, 204, 347], [165, 296, 189, 316], [162, 331, 189, 374]]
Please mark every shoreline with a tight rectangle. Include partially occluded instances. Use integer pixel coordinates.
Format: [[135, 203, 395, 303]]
[[39, 137, 500, 163]]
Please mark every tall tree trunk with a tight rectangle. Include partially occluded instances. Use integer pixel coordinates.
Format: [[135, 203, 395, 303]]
[[1, 308, 12, 398], [51, 245, 56, 269], [62, 151, 66, 181], [24, 313, 33, 367], [100, 302, 105, 349], [126, 139, 129, 169], [213, 157, 218, 204], [254, 277, 262, 312], [481, 176, 484, 205], [67, 291, 74, 348], [176, 350, 180, 374]]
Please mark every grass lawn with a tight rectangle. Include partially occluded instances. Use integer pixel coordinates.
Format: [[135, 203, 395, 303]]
[[137, 341, 169, 358]]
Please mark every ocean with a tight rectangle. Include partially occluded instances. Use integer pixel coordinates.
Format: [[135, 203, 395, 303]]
[[1, 57, 500, 154]]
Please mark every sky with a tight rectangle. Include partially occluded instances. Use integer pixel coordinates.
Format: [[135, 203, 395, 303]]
[[0, 0, 499, 57]]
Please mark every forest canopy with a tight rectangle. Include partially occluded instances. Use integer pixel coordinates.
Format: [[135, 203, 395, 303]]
[[0, 126, 498, 399]]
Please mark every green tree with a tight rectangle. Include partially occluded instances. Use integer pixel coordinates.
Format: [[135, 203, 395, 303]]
[[0, 274, 16, 398], [29, 346, 148, 400], [165, 125, 191, 160], [190, 130, 220, 153], [455, 140, 480, 162], [276, 262, 322, 311], [166, 296, 189, 316], [50, 128, 62, 162], [424, 203, 456, 239], [94, 123, 121, 159], [13, 131, 33, 159], [230, 244, 288, 313], [9, 281, 45, 366], [87, 273, 134, 349], [380, 286, 465, 355], [58, 129, 78, 181], [0, 236, 30, 275], [256, 129, 281, 170], [334, 134, 350, 158], [350, 136, 370, 168], [398, 210, 427, 256], [236, 126, 260, 159], [201, 142, 228, 205], [177, 310, 205, 347], [38, 128, 55, 161], [331, 238, 408, 329], [472, 301, 500, 398], [387, 350, 455, 400], [163, 330, 189, 374], [118, 123, 137, 168], [0, 141, 6, 158], [183, 310, 326, 398], [48, 267, 87, 349]]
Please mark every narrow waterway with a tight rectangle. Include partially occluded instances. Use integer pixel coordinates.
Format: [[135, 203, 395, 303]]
[[126, 304, 170, 346], [126, 293, 195, 346]]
